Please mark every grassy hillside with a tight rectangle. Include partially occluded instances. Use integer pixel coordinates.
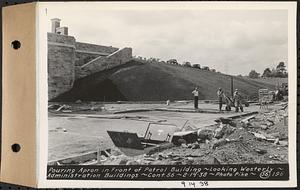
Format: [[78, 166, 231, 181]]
[[245, 77, 288, 86], [53, 60, 276, 101]]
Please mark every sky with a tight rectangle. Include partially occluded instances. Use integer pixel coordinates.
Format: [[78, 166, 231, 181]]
[[44, 2, 288, 75]]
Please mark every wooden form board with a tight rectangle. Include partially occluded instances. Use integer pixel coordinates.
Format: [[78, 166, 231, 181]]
[[1, 2, 37, 187]]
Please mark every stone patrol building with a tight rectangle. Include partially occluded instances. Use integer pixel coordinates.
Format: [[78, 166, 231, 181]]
[[48, 18, 132, 100]]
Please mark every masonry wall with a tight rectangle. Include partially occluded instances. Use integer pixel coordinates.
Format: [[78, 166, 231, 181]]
[[48, 33, 76, 100], [74, 42, 119, 67], [75, 42, 119, 54], [48, 33, 132, 100], [76, 47, 132, 79], [75, 52, 100, 67]]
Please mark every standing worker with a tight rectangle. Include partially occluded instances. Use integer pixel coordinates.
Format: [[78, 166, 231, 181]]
[[233, 89, 243, 112], [217, 87, 224, 111], [192, 87, 199, 109]]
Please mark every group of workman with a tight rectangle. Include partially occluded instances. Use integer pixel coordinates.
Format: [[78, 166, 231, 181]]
[[192, 87, 243, 112]]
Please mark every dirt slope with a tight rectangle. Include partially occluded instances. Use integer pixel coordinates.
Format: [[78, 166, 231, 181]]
[[53, 60, 276, 101]]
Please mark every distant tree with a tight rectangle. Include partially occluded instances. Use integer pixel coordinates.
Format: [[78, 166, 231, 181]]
[[276, 62, 287, 77], [269, 68, 276, 77], [276, 62, 286, 73], [211, 69, 216, 72], [167, 59, 178, 65], [248, 70, 260, 79], [183, 61, 192, 67], [262, 68, 272, 77], [192, 64, 201, 69], [202, 66, 210, 71]]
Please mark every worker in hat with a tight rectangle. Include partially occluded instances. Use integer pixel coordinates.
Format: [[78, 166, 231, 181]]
[[233, 89, 243, 112], [217, 87, 224, 111]]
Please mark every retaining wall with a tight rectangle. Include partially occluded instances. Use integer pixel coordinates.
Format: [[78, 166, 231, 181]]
[[48, 33, 76, 100], [76, 47, 132, 79]]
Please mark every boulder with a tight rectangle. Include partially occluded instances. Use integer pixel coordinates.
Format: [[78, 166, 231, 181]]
[[197, 129, 214, 141]]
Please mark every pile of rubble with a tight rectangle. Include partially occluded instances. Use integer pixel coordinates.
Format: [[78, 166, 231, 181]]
[[99, 103, 289, 165]]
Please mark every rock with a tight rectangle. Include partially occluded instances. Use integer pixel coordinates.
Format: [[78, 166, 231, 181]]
[[181, 143, 188, 148], [254, 148, 267, 154], [197, 129, 214, 141], [214, 125, 224, 139], [251, 132, 267, 141], [191, 143, 200, 149], [177, 138, 187, 146]]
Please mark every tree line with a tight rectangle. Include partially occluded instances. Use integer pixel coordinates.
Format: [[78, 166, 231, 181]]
[[248, 62, 288, 79], [133, 56, 217, 72]]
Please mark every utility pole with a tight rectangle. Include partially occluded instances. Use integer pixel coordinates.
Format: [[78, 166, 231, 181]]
[[231, 76, 234, 98]]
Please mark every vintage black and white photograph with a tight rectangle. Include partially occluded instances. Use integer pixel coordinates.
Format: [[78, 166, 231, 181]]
[[42, 3, 296, 184]]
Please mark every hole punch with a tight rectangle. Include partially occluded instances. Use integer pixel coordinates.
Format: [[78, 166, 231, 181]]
[[11, 40, 21, 49], [11, 144, 21, 152]]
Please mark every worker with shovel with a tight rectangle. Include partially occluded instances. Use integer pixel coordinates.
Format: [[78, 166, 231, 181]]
[[233, 89, 243, 112]]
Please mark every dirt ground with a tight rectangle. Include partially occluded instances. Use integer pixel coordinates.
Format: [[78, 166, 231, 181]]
[[48, 101, 288, 165]]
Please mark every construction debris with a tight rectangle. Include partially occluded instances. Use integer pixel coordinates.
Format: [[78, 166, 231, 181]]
[[49, 101, 288, 165]]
